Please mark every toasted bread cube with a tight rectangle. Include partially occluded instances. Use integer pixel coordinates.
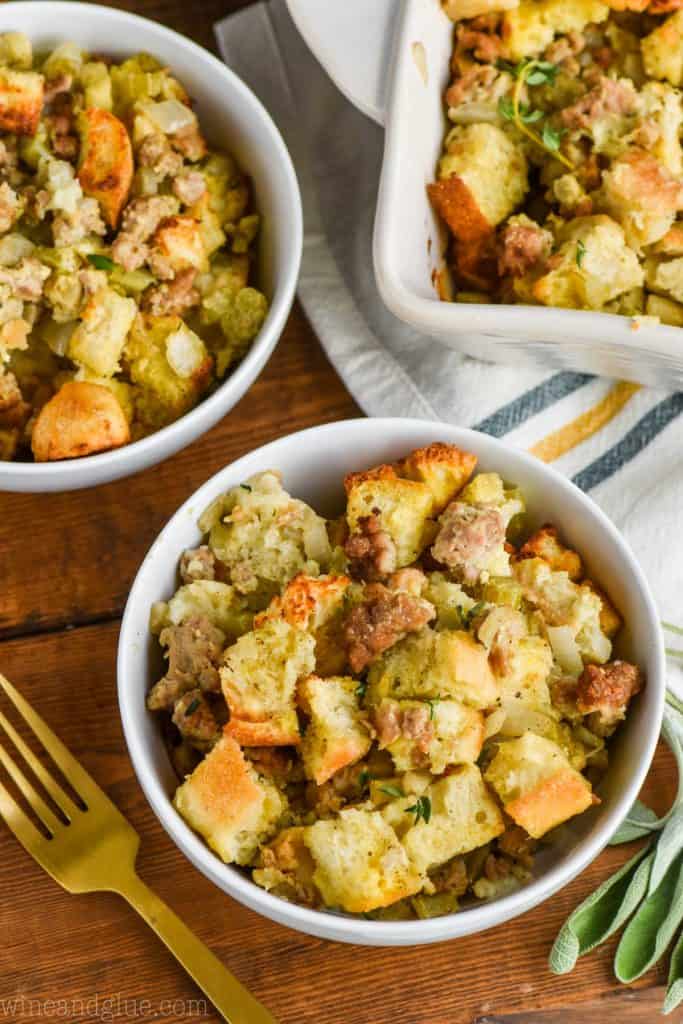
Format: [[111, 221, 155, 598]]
[[345, 466, 435, 567], [377, 698, 485, 774], [255, 573, 351, 675], [384, 765, 504, 875], [0, 68, 43, 135], [646, 292, 683, 326], [367, 628, 499, 710], [303, 808, 424, 913], [155, 580, 253, 641], [153, 215, 208, 274], [642, 11, 683, 86], [532, 216, 642, 310], [173, 735, 286, 865], [78, 109, 133, 228], [398, 442, 477, 513], [484, 732, 594, 838], [298, 675, 372, 785], [31, 381, 130, 461], [220, 619, 315, 746], [429, 124, 528, 241], [600, 151, 683, 250], [502, 0, 608, 60], [252, 826, 319, 906], [519, 525, 583, 581], [200, 471, 332, 607], [68, 286, 137, 377]]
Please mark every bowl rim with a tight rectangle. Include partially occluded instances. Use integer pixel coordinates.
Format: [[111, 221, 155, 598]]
[[0, 0, 303, 481], [118, 417, 666, 945]]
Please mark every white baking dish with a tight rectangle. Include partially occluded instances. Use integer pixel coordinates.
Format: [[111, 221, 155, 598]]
[[287, 0, 683, 388]]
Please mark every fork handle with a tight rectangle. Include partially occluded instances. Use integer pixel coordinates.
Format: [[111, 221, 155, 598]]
[[116, 872, 277, 1024]]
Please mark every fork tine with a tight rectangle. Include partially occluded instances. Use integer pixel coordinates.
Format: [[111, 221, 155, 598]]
[[0, 675, 103, 807], [0, 738, 63, 835], [0, 776, 49, 853], [0, 710, 76, 821]]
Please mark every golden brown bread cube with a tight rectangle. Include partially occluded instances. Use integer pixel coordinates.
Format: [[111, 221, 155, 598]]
[[0, 68, 43, 135], [518, 525, 583, 581], [173, 735, 286, 864], [398, 442, 478, 513], [31, 381, 130, 462], [78, 108, 134, 228], [297, 675, 372, 785], [484, 732, 595, 838]]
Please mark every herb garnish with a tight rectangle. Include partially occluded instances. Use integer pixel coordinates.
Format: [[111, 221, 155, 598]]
[[87, 253, 117, 272], [184, 697, 200, 717], [496, 58, 573, 169], [380, 784, 405, 799], [356, 679, 368, 700], [576, 239, 587, 268], [405, 795, 432, 825], [240, 483, 252, 492], [358, 769, 376, 789], [460, 601, 486, 629]]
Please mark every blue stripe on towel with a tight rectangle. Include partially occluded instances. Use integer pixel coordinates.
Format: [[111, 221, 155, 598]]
[[573, 393, 683, 492], [475, 372, 594, 437]]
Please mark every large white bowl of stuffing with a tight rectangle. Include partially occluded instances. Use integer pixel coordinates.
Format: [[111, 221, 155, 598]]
[[0, 3, 302, 491], [118, 418, 665, 945]]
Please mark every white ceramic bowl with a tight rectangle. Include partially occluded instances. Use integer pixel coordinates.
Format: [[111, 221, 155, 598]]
[[286, 0, 683, 388], [0, 2, 302, 493], [118, 418, 665, 946]]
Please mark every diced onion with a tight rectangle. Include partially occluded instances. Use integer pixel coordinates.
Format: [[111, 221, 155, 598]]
[[546, 625, 584, 676], [138, 99, 196, 135], [165, 324, 207, 379]]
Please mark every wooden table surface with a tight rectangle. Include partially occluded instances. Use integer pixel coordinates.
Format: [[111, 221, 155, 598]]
[[0, 2, 678, 1022]]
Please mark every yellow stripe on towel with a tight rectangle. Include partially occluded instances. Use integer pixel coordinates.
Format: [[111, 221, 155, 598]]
[[530, 382, 641, 463]]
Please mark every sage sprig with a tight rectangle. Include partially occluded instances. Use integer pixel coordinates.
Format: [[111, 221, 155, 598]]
[[549, 843, 654, 974], [549, 689, 683, 1013]]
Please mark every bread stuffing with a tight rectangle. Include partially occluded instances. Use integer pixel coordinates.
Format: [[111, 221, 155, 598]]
[[0, 35, 268, 462], [431, 1, 683, 324], [148, 443, 644, 919]]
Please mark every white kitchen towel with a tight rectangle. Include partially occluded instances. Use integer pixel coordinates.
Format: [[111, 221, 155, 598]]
[[215, 0, 683, 691]]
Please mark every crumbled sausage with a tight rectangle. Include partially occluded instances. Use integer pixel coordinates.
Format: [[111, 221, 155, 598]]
[[343, 582, 435, 673], [137, 133, 184, 179], [560, 76, 637, 131], [111, 195, 178, 271], [52, 197, 106, 247], [576, 661, 643, 736], [497, 825, 536, 868], [147, 615, 224, 711], [387, 567, 426, 597], [454, 19, 503, 66], [446, 65, 500, 108], [173, 170, 206, 206], [430, 856, 469, 896], [179, 544, 216, 584], [172, 689, 221, 752], [431, 501, 505, 584], [44, 73, 73, 105], [544, 31, 585, 67], [142, 267, 200, 317], [0, 258, 50, 301], [498, 221, 552, 278], [345, 514, 398, 582], [170, 121, 207, 162]]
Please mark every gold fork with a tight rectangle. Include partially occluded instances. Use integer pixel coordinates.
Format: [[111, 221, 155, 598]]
[[0, 674, 277, 1024]]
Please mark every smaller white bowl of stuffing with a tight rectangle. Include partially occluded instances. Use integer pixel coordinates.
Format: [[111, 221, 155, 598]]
[[118, 419, 665, 946], [0, 4, 301, 492]]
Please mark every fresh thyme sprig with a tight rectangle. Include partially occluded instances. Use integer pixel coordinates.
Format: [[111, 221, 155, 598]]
[[405, 795, 432, 825], [496, 58, 573, 170]]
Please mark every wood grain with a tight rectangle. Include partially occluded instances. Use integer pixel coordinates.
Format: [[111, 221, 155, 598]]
[[0, 3, 676, 1024], [0, 624, 677, 1024]]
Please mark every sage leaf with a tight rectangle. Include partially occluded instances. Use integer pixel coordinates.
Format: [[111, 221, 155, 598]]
[[648, 802, 683, 895], [615, 848, 683, 983], [664, 928, 683, 1015], [549, 843, 653, 974], [609, 800, 661, 846]]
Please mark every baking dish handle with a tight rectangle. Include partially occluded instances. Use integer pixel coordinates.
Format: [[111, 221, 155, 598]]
[[283, 0, 398, 125]]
